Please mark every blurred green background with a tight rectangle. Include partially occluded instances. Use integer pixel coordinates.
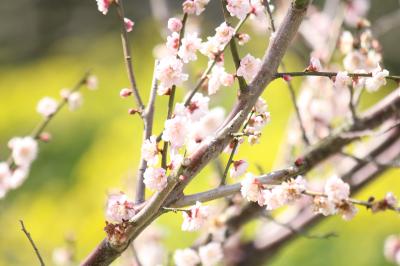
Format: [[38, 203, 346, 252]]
[[0, 0, 400, 265]]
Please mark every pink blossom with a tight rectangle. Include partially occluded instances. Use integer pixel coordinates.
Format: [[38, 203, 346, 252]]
[[178, 32, 202, 63], [123, 18, 134, 32], [96, 0, 113, 15], [198, 242, 223, 266], [236, 54, 261, 83], [37, 97, 58, 117], [313, 196, 337, 216], [156, 57, 188, 95], [174, 248, 200, 266], [105, 193, 136, 223], [344, 0, 370, 27], [141, 136, 159, 166], [240, 173, 265, 206], [177, 92, 209, 122], [166, 32, 180, 56], [334, 71, 351, 89], [343, 51, 366, 71], [8, 137, 38, 167], [250, 0, 265, 17], [337, 201, 358, 221], [143, 167, 167, 192], [230, 160, 248, 178], [278, 175, 307, 203], [324, 175, 350, 202], [200, 37, 221, 59], [307, 57, 322, 72], [208, 63, 233, 95], [168, 18, 183, 32], [162, 115, 189, 149], [182, 201, 209, 231], [226, 0, 252, 20], [237, 33, 250, 46], [214, 22, 235, 46], [182, 0, 210, 15]]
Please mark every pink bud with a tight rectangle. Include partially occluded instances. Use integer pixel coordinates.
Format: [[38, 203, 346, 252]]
[[282, 74, 292, 82], [39, 132, 52, 142], [167, 17, 183, 32], [128, 108, 140, 115], [120, 88, 132, 98], [124, 18, 134, 33]]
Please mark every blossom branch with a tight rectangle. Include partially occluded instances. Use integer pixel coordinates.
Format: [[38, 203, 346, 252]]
[[115, 0, 144, 111], [82, 2, 311, 265], [135, 60, 159, 203], [7, 71, 90, 166], [19, 220, 45, 266]]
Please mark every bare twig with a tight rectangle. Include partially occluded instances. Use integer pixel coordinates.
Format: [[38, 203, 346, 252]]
[[275, 71, 400, 82], [265, 0, 310, 145], [19, 220, 45, 266], [135, 60, 159, 203], [115, 0, 144, 111], [348, 84, 358, 123]]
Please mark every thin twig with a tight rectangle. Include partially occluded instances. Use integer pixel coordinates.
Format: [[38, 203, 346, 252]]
[[135, 60, 159, 203], [275, 71, 400, 82], [19, 220, 45, 266], [265, 0, 310, 145], [115, 0, 144, 110], [348, 84, 358, 123], [340, 151, 400, 168]]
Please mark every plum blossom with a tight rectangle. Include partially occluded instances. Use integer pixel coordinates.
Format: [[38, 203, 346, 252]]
[[236, 54, 261, 83], [178, 32, 202, 63], [237, 33, 250, 46], [176, 92, 209, 122], [174, 248, 200, 266], [214, 22, 235, 46], [6, 167, 29, 189], [52, 247, 74, 266], [343, 51, 367, 72], [240, 172, 265, 206], [168, 17, 183, 32], [162, 115, 189, 149], [385, 192, 398, 208], [141, 136, 159, 166], [255, 97, 268, 113], [313, 196, 337, 216], [365, 65, 389, 92], [0, 163, 11, 198], [143, 167, 167, 192], [336, 201, 358, 221], [37, 97, 58, 117], [278, 175, 307, 202], [96, 0, 113, 15], [230, 160, 248, 178], [324, 175, 350, 202], [384, 235, 400, 265], [156, 57, 188, 95], [339, 31, 354, 54], [166, 32, 180, 56], [182, 201, 209, 231], [208, 63, 234, 95], [67, 92, 83, 111], [200, 37, 221, 59], [198, 242, 223, 266], [86, 75, 98, 90], [334, 71, 351, 90], [263, 189, 284, 210], [123, 18, 134, 32], [8, 137, 38, 167], [105, 193, 136, 223], [182, 0, 210, 15], [226, 0, 252, 20]]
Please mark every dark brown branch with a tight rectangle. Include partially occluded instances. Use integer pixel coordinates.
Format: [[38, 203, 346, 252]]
[[19, 220, 45, 266]]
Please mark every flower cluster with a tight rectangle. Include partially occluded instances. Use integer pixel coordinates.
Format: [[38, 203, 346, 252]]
[[181, 201, 209, 231], [174, 242, 223, 266]]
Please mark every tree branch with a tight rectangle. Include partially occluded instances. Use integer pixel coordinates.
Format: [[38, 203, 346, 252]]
[[275, 71, 400, 82]]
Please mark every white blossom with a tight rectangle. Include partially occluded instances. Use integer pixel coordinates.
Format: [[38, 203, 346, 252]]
[[67, 91, 83, 111], [365, 65, 389, 92], [141, 136, 159, 166], [236, 54, 261, 83], [200, 37, 221, 59], [143, 167, 167, 192], [240, 172, 265, 206], [174, 248, 200, 266], [198, 242, 223, 266], [313, 196, 337, 216], [182, 201, 209, 231], [334, 71, 351, 90], [37, 97, 58, 117], [214, 22, 235, 46], [178, 32, 202, 63], [384, 235, 400, 265], [105, 193, 136, 223], [324, 175, 350, 202], [162, 115, 189, 149], [230, 160, 248, 178], [226, 0, 252, 20], [339, 31, 354, 54], [8, 136, 38, 167], [183, 0, 210, 15], [156, 57, 188, 95]]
